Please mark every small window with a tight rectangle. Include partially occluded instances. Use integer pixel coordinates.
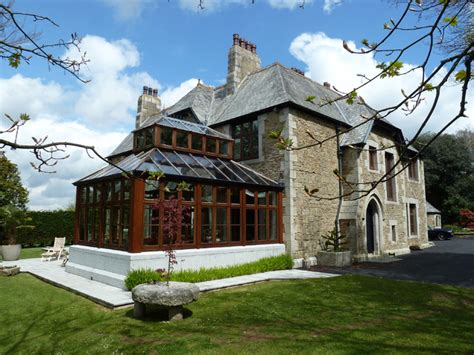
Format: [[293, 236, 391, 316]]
[[408, 159, 419, 181], [409, 204, 418, 235], [161, 127, 173, 146], [385, 152, 396, 201], [369, 146, 378, 170], [176, 131, 188, 149], [232, 118, 258, 160], [391, 225, 397, 242]]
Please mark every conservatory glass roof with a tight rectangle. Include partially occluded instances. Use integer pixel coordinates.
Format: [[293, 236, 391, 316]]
[[136, 116, 230, 140], [76, 148, 281, 188]]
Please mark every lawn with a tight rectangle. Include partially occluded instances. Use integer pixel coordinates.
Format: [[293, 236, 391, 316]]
[[0, 247, 43, 261], [0, 274, 473, 353]]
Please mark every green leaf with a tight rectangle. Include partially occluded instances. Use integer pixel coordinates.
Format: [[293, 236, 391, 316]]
[[424, 83, 435, 91], [19, 113, 30, 121], [268, 129, 283, 139], [378, 60, 404, 78], [346, 90, 358, 105], [305, 95, 316, 103], [8, 53, 21, 68], [443, 16, 458, 26], [455, 70, 466, 82], [361, 38, 369, 47]]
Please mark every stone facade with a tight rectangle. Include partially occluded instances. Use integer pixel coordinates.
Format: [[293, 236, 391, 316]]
[[427, 213, 442, 228]]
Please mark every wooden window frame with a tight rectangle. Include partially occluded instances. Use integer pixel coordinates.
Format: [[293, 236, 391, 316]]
[[408, 159, 419, 181], [409, 203, 418, 236], [231, 118, 259, 161], [368, 146, 378, 171]]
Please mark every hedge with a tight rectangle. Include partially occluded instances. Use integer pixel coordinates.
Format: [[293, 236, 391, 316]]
[[17, 210, 74, 247]]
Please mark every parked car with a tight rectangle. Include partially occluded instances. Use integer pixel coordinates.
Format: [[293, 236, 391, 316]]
[[428, 226, 454, 241]]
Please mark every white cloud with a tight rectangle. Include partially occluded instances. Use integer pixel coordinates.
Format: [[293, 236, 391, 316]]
[[323, 0, 341, 14], [101, 0, 151, 21], [0, 35, 198, 210], [289, 32, 473, 138], [267, 0, 313, 10], [178, 0, 247, 12], [161, 78, 199, 108]]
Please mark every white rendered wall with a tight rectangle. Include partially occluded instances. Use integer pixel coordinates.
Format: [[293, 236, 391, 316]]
[[66, 244, 286, 289]]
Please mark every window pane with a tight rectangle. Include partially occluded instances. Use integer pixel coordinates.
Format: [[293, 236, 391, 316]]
[[233, 138, 241, 160], [192, 135, 203, 150], [114, 180, 121, 201], [220, 141, 228, 156], [165, 181, 178, 200], [230, 187, 241, 204], [182, 184, 195, 201], [111, 207, 121, 244], [258, 209, 267, 240], [104, 208, 111, 244], [202, 185, 213, 203], [87, 186, 93, 204], [144, 128, 154, 146], [269, 209, 277, 240], [145, 180, 160, 200], [216, 186, 227, 203], [201, 207, 213, 243], [206, 138, 217, 153], [216, 208, 228, 243], [161, 127, 173, 145], [80, 187, 87, 204], [87, 208, 94, 242], [258, 191, 266, 205], [123, 179, 131, 200], [105, 182, 112, 202], [231, 208, 241, 242], [182, 206, 194, 244], [143, 205, 159, 246], [122, 206, 129, 247], [246, 209, 255, 241], [135, 131, 144, 149], [269, 191, 277, 206], [176, 131, 188, 148], [245, 190, 255, 205]]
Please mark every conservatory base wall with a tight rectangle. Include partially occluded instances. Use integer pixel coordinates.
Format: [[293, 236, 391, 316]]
[[66, 244, 286, 289]]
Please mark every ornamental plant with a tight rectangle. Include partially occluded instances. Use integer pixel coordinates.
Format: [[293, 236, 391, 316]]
[[152, 182, 191, 286], [319, 229, 348, 252]]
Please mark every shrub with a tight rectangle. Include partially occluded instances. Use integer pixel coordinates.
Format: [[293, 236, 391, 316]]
[[170, 254, 294, 284], [125, 268, 162, 290], [17, 210, 74, 247]]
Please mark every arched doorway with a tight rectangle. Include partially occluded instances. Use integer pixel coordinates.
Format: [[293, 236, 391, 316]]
[[366, 200, 380, 254]]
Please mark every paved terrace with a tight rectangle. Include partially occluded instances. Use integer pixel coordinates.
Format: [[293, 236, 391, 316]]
[[2, 258, 339, 309]]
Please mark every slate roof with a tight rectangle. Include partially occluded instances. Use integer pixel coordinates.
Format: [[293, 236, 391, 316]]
[[108, 62, 402, 158], [426, 201, 441, 214]]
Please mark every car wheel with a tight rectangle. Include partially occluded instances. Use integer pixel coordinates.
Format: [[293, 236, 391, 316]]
[[437, 233, 446, 241]]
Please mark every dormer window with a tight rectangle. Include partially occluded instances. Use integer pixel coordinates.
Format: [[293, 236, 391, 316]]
[[206, 138, 217, 154], [176, 131, 189, 149]]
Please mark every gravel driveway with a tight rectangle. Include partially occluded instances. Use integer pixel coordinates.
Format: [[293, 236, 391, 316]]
[[311, 237, 474, 288]]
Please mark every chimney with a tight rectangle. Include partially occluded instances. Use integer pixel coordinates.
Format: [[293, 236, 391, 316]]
[[226, 33, 261, 96], [290, 67, 305, 76], [136, 86, 161, 128], [323, 82, 331, 89]]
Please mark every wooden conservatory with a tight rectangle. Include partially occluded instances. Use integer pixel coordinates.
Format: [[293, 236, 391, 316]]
[[73, 117, 284, 256]]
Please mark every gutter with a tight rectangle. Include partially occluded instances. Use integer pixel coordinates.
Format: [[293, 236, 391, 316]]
[[335, 126, 343, 238]]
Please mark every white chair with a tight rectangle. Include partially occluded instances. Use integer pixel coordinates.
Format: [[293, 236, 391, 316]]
[[41, 237, 66, 262]]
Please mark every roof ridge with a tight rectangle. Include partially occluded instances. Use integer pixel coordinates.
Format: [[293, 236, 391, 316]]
[[275, 64, 291, 103]]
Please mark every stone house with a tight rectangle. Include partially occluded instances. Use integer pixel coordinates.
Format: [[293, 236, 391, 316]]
[[109, 34, 430, 263]]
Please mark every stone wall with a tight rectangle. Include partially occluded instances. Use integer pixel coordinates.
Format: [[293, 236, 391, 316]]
[[427, 213, 442, 228], [345, 127, 429, 259]]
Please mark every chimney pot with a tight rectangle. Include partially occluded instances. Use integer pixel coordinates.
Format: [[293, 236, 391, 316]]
[[233, 33, 240, 46], [152, 88, 158, 97], [239, 38, 245, 48], [246, 41, 252, 51], [143, 86, 148, 95], [323, 82, 331, 89], [147, 87, 153, 95], [251, 44, 256, 54]]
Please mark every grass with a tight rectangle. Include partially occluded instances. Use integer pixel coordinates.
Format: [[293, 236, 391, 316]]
[[0, 247, 43, 261], [125, 254, 294, 289], [1, 274, 473, 354]]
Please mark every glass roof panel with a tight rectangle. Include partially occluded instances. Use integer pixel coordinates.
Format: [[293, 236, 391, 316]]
[[77, 148, 281, 188]]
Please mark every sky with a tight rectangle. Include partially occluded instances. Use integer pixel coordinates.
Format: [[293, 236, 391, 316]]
[[0, 0, 472, 210]]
